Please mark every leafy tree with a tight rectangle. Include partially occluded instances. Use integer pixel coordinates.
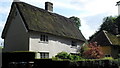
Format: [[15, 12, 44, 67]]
[[69, 16, 81, 28], [99, 16, 117, 35], [81, 42, 104, 59], [0, 46, 3, 49], [89, 15, 120, 40], [115, 15, 120, 34]]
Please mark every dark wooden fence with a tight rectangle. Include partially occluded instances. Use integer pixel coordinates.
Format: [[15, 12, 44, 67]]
[[2, 52, 120, 68], [2, 59, 120, 68]]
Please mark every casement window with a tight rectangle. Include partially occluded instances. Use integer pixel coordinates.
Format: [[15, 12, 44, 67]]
[[71, 41, 77, 46], [40, 52, 49, 58], [40, 35, 48, 42]]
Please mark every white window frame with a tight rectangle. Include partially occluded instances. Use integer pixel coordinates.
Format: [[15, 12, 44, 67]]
[[40, 52, 49, 58], [40, 34, 48, 43]]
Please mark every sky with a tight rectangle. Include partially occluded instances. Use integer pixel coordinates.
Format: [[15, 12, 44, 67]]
[[0, 0, 119, 46]]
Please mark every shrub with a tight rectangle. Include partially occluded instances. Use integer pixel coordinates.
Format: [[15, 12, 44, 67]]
[[55, 52, 69, 59], [81, 42, 104, 59], [101, 57, 114, 60], [55, 51, 82, 61]]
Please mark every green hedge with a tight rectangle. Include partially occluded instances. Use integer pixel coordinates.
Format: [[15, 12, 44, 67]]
[[54, 51, 82, 61]]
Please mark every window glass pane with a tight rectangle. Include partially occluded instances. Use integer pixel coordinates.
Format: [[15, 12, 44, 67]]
[[40, 35, 43, 41], [40, 52, 49, 58], [40, 35, 48, 42], [45, 53, 49, 58], [46, 36, 48, 42], [43, 35, 45, 41]]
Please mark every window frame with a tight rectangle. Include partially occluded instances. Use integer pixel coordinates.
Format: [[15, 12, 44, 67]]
[[40, 34, 48, 42], [40, 52, 49, 58]]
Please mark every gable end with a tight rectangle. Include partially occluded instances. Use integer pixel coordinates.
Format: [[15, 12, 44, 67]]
[[1, 2, 28, 39]]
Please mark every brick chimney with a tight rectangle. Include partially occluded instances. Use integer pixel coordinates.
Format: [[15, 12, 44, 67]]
[[45, 2, 53, 12]]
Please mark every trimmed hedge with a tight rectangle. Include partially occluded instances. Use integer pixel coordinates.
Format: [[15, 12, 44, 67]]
[[2, 52, 36, 68], [2, 59, 120, 68], [2, 52, 35, 61]]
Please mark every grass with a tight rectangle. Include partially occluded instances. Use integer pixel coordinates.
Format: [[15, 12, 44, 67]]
[[0, 46, 3, 49]]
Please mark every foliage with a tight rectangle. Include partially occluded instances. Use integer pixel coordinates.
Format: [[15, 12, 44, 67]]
[[89, 15, 120, 40], [69, 16, 81, 28], [0, 46, 3, 49], [55, 51, 82, 61], [118, 54, 120, 58], [81, 42, 104, 59], [115, 15, 120, 34], [101, 57, 114, 60], [55, 51, 69, 59], [100, 16, 117, 35], [68, 54, 82, 61]]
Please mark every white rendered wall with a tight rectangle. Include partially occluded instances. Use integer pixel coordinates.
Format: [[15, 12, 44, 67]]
[[29, 32, 83, 58]]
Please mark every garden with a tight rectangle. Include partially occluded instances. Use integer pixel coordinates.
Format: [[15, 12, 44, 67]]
[[2, 42, 120, 68]]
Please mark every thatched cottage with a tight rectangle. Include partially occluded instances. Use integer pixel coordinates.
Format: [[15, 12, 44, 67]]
[[1, 1, 86, 58]]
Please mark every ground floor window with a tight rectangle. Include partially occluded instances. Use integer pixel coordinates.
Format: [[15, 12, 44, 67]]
[[40, 52, 49, 58]]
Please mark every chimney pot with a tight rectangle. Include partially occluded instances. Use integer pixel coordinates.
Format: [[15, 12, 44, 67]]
[[116, 1, 120, 15], [115, 26, 119, 35], [13, 0, 20, 2], [45, 2, 53, 12]]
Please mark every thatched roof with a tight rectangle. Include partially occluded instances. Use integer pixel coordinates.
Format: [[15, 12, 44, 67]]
[[2, 2, 86, 41], [105, 31, 120, 45], [90, 30, 120, 46]]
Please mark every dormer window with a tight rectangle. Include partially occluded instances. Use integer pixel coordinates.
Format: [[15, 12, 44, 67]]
[[40, 35, 48, 42]]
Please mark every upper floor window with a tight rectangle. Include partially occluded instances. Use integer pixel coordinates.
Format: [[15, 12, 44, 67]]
[[40, 35, 48, 42], [71, 41, 77, 46]]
